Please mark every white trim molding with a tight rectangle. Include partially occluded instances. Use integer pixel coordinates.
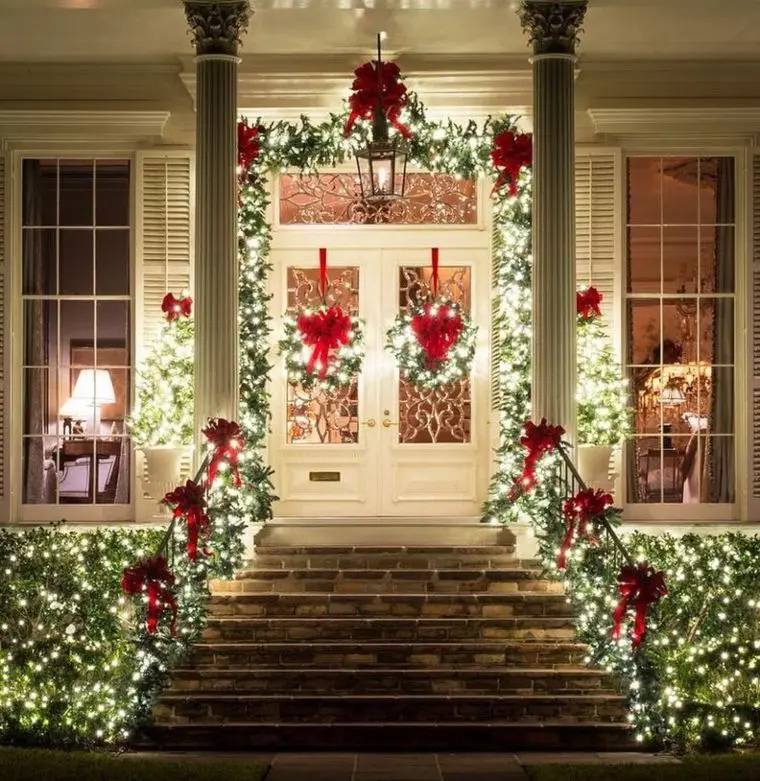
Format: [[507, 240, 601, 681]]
[[588, 107, 760, 145], [0, 110, 170, 148]]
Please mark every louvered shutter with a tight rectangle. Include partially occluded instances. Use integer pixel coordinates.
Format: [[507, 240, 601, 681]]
[[136, 153, 193, 361], [575, 151, 618, 324], [0, 153, 7, 520], [749, 153, 760, 520]]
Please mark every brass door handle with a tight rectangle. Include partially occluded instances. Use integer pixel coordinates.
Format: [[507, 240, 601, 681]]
[[382, 419, 397, 428], [361, 419, 377, 428]]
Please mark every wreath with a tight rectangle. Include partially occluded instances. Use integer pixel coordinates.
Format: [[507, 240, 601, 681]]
[[278, 249, 365, 393], [386, 248, 477, 388]]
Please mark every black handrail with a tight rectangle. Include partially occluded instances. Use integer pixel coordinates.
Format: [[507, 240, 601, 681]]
[[555, 441, 635, 568]]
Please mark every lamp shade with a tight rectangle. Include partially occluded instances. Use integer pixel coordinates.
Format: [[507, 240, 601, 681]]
[[659, 386, 686, 406], [59, 396, 90, 417], [71, 368, 116, 406]]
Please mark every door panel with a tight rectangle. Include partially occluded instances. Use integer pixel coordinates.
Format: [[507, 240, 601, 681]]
[[270, 240, 489, 518]]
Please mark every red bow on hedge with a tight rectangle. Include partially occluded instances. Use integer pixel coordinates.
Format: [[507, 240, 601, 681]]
[[203, 417, 244, 488], [297, 306, 352, 380], [577, 286, 603, 322], [558, 488, 612, 570], [164, 480, 211, 562], [120, 555, 177, 637], [344, 60, 411, 139], [491, 130, 532, 197], [238, 121, 261, 175], [511, 418, 565, 497], [411, 303, 464, 369], [612, 561, 668, 649], [161, 293, 192, 321]]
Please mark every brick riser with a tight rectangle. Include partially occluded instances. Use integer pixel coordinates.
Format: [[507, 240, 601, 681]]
[[148, 545, 634, 751]]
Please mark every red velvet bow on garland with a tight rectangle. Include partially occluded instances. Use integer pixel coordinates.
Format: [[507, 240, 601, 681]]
[[511, 418, 565, 498], [612, 561, 668, 650], [237, 121, 261, 177], [344, 60, 411, 139], [161, 292, 192, 321], [491, 130, 532, 197], [558, 488, 612, 570], [120, 555, 177, 637], [164, 480, 211, 562], [203, 417, 245, 488], [577, 286, 603, 322]]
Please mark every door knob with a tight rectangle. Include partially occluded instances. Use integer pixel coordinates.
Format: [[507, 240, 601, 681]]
[[361, 418, 377, 428], [382, 418, 397, 428]]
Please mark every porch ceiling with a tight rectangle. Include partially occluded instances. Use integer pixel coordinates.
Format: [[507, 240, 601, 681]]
[[2, 0, 760, 64]]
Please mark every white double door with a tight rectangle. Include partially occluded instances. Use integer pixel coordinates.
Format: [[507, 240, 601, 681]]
[[269, 231, 491, 518]]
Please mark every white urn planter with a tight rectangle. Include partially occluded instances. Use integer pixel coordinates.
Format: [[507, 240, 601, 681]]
[[577, 444, 613, 491], [141, 445, 188, 511]]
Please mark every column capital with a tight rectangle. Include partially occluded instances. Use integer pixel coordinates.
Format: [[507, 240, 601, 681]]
[[184, 0, 251, 57], [518, 1, 588, 56]]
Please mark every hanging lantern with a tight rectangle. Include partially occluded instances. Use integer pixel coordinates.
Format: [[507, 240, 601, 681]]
[[354, 34, 408, 202]]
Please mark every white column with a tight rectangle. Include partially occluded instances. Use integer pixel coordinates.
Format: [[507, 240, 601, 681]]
[[184, 0, 250, 440], [519, 0, 587, 444]]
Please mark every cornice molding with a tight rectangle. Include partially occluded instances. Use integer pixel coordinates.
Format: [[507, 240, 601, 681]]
[[588, 107, 760, 140], [0, 110, 170, 145]]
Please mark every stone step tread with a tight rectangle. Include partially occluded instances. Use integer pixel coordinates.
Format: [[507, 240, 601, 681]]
[[151, 720, 629, 728], [190, 640, 588, 650], [233, 568, 548, 580], [204, 616, 575, 624], [211, 592, 568, 603], [252, 546, 518, 555], [160, 692, 624, 702], [172, 667, 607, 677]]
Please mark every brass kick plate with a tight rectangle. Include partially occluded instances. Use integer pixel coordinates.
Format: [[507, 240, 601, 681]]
[[309, 471, 341, 482]]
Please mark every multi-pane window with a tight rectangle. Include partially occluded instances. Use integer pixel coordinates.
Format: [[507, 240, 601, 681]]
[[625, 156, 735, 504], [21, 159, 132, 506]]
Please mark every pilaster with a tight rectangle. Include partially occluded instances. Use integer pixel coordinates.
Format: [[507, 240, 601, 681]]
[[183, 1, 250, 441], [519, 0, 588, 444]]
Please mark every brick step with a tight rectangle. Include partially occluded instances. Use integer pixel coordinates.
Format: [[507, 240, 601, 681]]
[[201, 616, 578, 643], [187, 640, 588, 668], [155, 693, 627, 725], [247, 546, 519, 570], [144, 721, 634, 751], [213, 567, 562, 595], [207, 592, 573, 620], [167, 667, 614, 695]]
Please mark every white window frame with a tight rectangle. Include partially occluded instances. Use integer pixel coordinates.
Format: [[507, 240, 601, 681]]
[[619, 145, 748, 524], [9, 147, 137, 524]]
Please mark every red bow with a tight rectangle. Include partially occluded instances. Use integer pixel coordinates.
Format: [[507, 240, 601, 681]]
[[238, 121, 261, 176], [344, 60, 411, 139], [612, 561, 668, 649], [411, 303, 464, 369], [577, 286, 603, 321], [161, 292, 192, 321], [511, 418, 565, 498], [120, 555, 177, 637], [491, 130, 532, 197], [164, 480, 211, 562], [203, 417, 245, 488], [297, 306, 352, 380], [558, 488, 611, 570]]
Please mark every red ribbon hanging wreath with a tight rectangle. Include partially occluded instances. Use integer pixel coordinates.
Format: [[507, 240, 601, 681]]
[[577, 286, 603, 322], [344, 60, 411, 139], [164, 479, 212, 562], [491, 130, 532, 197], [238, 121, 261, 175], [558, 488, 612, 570], [410, 249, 464, 369], [511, 418, 565, 498], [202, 417, 245, 488], [611, 561, 668, 649], [120, 555, 178, 637], [161, 292, 192, 321], [297, 249, 353, 380]]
